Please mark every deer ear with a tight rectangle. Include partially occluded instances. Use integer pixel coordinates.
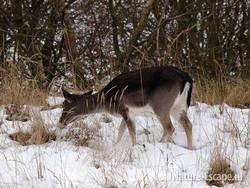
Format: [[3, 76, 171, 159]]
[[84, 90, 93, 96], [62, 87, 72, 99]]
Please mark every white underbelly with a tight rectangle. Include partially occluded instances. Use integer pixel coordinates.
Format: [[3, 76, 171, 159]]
[[126, 104, 156, 118]]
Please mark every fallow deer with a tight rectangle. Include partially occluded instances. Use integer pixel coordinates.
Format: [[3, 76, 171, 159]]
[[59, 66, 194, 149]]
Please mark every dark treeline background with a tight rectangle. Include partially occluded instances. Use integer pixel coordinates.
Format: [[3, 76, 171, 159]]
[[0, 0, 249, 89]]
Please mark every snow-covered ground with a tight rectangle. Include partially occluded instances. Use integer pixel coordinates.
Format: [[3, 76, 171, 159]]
[[0, 97, 249, 188]]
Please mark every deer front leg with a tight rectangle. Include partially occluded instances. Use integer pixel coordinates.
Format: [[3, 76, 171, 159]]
[[126, 118, 136, 145], [116, 120, 126, 143], [120, 107, 136, 145]]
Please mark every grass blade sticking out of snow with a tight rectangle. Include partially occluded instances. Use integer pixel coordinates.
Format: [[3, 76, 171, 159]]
[[29, 109, 56, 145], [206, 149, 236, 187]]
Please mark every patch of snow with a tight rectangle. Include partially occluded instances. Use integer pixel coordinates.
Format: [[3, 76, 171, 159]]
[[0, 101, 249, 187]]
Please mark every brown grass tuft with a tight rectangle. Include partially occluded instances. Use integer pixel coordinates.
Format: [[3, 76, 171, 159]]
[[9, 110, 56, 145], [206, 153, 236, 187], [9, 132, 32, 145], [29, 122, 56, 145], [194, 78, 250, 108], [29, 110, 56, 145]]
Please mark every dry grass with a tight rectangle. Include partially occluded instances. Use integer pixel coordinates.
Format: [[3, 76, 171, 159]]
[[9, 110, 56, 145], [206, 151, 236, 187], [29, 121, 56, 145], [0, 62, 48, 107], [5, 104, 30, 121], [0, 63, 48, 122], [29, 110, 56, 145], [194, 78, 250, 108], [65, 121, 97, 147], [9, 132, 32, 145]]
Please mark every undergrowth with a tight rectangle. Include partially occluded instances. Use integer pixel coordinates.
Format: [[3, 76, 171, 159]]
[[0, 62, 48, 107], [194, 78, 250, 108]]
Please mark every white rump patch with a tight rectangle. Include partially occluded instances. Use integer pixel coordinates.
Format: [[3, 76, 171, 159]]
[[170, 82, 190, 119]]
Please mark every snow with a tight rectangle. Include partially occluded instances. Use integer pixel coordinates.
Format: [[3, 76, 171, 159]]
[[0, 99, 250, 187]]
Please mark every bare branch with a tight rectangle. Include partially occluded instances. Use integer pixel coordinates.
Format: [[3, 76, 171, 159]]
[[108, 0, 123, 64], [123, 0, 156, 68]]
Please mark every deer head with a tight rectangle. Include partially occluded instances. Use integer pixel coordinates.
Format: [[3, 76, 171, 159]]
[[59, 88, 95, 126]]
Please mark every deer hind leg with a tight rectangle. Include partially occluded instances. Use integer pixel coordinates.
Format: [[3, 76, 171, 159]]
[[150, 99, 175, 143], [179, 111, 193, 149], [158, 114, 175, 142], [171, 109, 193, 149], [170, 83, 193, 149]]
